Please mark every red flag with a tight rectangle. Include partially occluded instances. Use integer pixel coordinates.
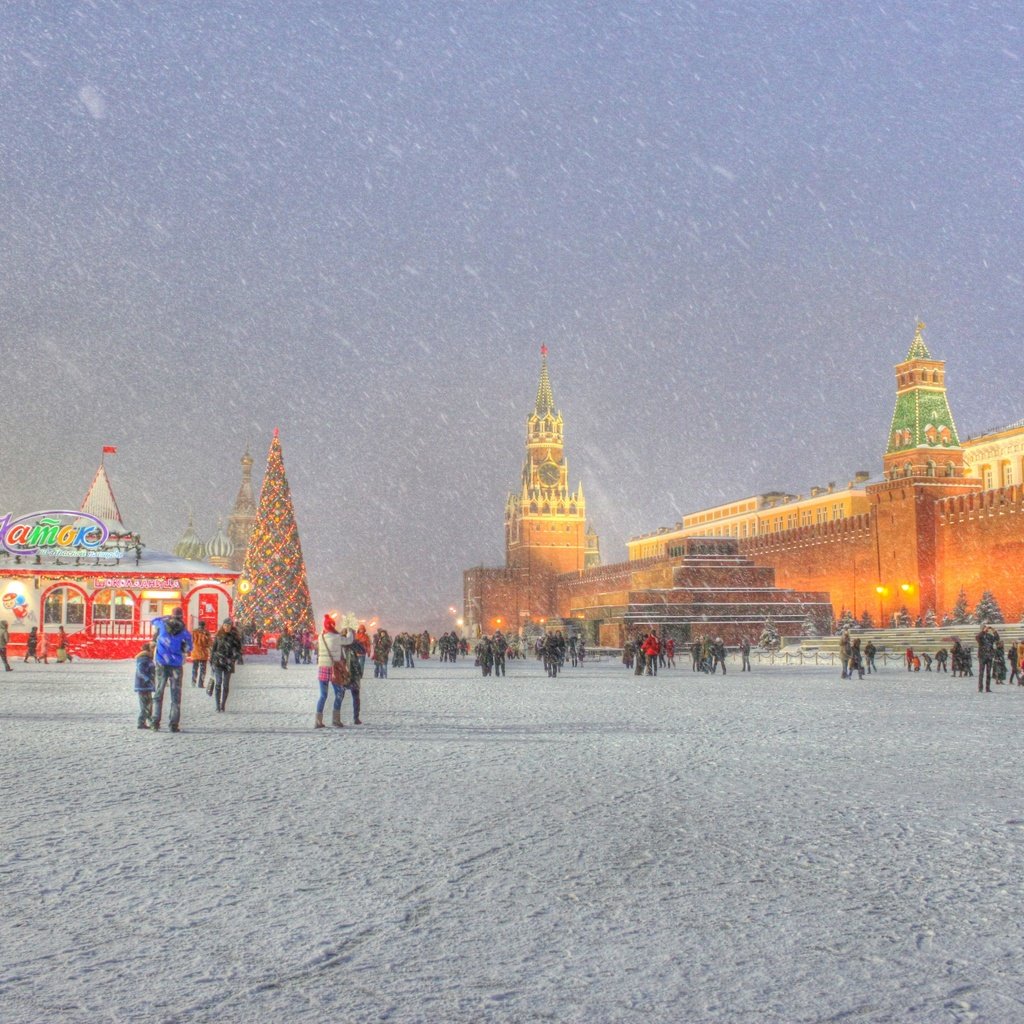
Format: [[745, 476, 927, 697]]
[[102, 445, 118, 454]]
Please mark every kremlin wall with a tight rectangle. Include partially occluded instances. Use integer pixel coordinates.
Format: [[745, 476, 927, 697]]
[[464, 326, 1024, 643]]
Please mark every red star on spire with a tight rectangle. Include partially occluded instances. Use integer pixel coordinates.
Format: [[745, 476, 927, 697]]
[[540, 344, 548, 357]]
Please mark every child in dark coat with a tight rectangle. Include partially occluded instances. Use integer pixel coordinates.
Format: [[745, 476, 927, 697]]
[[135, 642, 156, 729]]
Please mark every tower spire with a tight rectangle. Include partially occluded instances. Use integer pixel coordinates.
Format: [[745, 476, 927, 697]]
[[906, 320, 931, 360], [535, 345, 556, 417]]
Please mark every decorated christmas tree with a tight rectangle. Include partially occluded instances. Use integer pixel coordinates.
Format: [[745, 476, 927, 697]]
[[235, 429, 314, 634]]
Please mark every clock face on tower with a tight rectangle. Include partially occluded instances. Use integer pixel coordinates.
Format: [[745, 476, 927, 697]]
[[538, 461, 560, 486]]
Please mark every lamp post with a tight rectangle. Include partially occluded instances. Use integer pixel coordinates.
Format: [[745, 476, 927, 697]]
[[875, 585, 887, 629]]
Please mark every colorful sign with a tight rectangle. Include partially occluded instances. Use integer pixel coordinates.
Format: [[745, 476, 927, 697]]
[[0, 510, 108, 557]]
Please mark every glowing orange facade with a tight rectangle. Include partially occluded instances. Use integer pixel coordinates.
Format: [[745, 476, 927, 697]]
[[504, 347, 590, 576]]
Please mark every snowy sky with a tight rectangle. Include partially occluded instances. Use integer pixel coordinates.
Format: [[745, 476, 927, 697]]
[[1, 2, 1020, 629]]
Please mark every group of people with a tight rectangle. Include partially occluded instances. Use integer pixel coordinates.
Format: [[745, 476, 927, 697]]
[[0, 623, 74, 669], [133, 612, 245, 731], [971, 626, 1023, 691], [840, 626, 1024, 690], [314, 614, 365, 728], [435, 632, 471, 662], [535, 631, 586, 677], [277, 627, 316, 668]]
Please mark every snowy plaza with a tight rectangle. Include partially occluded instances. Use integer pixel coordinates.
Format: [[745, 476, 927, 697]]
[[4, 655, 1024, 1023]]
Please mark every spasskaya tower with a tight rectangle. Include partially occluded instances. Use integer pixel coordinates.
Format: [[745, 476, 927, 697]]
[[505, 346, 597, 575]]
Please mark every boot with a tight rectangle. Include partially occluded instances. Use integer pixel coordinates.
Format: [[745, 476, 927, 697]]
[[332, 710, 343, 728], [315, 713, 325, 728]]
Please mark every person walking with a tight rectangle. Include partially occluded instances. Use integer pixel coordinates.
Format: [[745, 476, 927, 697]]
[[315, 615, 353, 728], [493, 631, 508, 676], [0, 620, 12, 671], [740, 638, 752, 671], [865, 640, 877, 674], [354, 623, 371, 677], [338, 627, 364, 725], [976, 625, 997, 693], [373, 629, 391, 679], [278, 629, 293, 669], [36, 628, 49, 664], [134, 642, 156, 729], [56, 626, 73, 662], [190, 621, 212, 688], [711, 637, 727, 675], [641, 631, 660, 676], [850, 637, 865, 679], [24, 626, 38, 663], [210, 619, 243, 712], [150, 608, 193, 732], [1007, 641, 1020, 686], [839, 631, 852, 679]]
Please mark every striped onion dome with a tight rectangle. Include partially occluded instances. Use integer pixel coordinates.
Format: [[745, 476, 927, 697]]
[[205, 518, 235, 562], [174, 514, 207, 561]]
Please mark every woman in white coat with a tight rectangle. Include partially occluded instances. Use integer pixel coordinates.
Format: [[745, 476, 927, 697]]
[[315, 615, 353, 728]]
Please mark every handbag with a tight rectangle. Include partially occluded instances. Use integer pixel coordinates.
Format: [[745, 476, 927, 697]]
[[323, 634, 350, 686], [332, 659, 350, 686]]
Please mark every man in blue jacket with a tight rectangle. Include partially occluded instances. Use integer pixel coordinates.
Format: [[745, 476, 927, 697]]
[[150, 607, 193, 732]]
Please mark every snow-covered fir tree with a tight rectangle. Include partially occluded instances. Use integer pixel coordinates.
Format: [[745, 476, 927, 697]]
[[950, 587, 972, 624], [859, 610, 874, 630], [801, 613, 819, 638], [758, 616, 781, 652], [923, 608, 937, 627], [894, 606, 912, 628], [834, 608, 857, 634], [974, 591, 1004, 625]]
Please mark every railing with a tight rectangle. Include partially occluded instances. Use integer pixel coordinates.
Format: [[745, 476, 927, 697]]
[[90, 620, 146, 638]]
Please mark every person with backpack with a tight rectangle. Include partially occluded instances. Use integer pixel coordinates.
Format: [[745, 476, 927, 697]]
[[150, 608, 193, 732]]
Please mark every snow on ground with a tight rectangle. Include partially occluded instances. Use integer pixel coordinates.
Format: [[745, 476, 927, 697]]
[[3, 653, 1024, 1024]]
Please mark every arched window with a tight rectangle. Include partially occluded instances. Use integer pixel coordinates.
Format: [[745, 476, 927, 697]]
[[44, 587, 85, 628], [904, 462, 913, 477], [92, 589, 134, 624], [926, 460, 936, 477]]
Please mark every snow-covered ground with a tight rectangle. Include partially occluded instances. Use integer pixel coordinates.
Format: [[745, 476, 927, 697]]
[[3, 653, 1023, 1023]]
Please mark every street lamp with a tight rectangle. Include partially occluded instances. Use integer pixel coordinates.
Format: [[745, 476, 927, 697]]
[[875, 585, 887, 629]]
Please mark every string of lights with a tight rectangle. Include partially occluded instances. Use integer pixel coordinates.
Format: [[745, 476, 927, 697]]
[[235, 430, 314, 633]]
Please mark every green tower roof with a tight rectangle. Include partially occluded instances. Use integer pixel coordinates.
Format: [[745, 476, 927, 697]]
[[886, 323, 960, 454]]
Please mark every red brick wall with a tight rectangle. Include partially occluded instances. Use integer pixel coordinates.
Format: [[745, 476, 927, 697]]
[[740, 515, 878, 621], [739, 483, 1022, 623], [936, 485, 1024, 621]]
